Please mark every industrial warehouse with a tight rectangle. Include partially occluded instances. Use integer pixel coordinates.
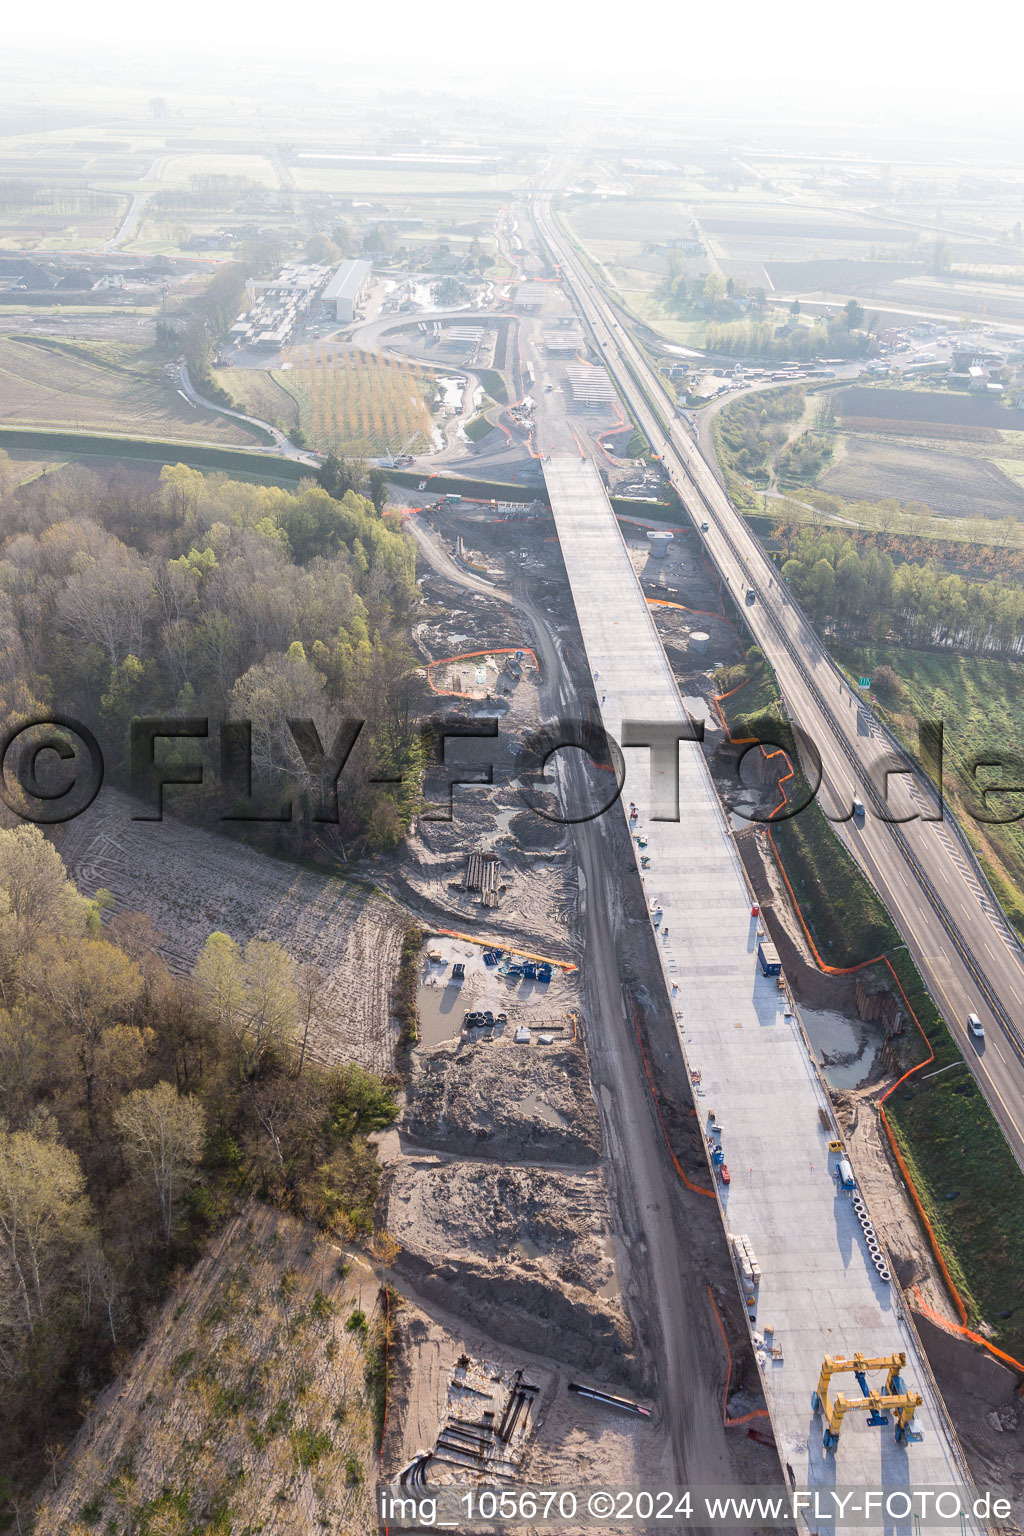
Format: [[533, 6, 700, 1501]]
[[226, 258, 372, 348], [321, 258, 372, 322]]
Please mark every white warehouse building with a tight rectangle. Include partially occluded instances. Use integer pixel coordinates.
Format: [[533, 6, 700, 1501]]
[[322, 260, 372, 322]]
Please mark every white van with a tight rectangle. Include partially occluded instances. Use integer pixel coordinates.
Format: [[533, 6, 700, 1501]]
[[967, 1013, 984, 1039]]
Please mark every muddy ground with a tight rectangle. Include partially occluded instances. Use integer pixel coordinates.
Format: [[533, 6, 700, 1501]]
[[384, 1292, 671, 1530], [386, 1155, 634, 1382], [374, 507, 778, 1509], [821, 434, 1024, 521], [382, 558, 577, 960], [54, 788, 406, 1075], [404, 1032, 601, 1165]]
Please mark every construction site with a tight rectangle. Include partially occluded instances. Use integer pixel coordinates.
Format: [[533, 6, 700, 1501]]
[[27, 217, 1024, 1536], [368, 343, 1024, 1518]]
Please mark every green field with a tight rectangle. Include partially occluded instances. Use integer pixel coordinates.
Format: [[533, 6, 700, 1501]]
[[0, 335, 264, 443], [0, 426, 307, 484], [833, 643, 1024, 938], [463, 412, 496, 442], [212, 366, 301, 432]]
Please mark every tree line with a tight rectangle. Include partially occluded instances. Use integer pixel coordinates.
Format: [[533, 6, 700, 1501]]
[[0, 824, 398, 1510], [778, 526, 1024, 656], [0, 455, 423, 852]]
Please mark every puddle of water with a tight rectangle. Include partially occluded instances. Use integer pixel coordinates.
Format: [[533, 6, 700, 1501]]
[[597, 1235, 622, 1301], [800, 1006, 881, 1090], [481, 807, 516, 848], [728, 789, 761, 833], [436, 376, 465, 410], [521, 1092, 569, 1128]]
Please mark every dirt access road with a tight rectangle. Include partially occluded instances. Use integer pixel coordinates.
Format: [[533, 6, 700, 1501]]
[[408, 514, 759, 1499]]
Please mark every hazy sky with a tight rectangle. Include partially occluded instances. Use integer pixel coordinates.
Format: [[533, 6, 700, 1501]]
[[4, 0, 1024, 137]]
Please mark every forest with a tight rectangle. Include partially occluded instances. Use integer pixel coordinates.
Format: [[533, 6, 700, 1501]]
[[0, 453, 424, 853], [0, 824, 400, 1510], [777, 525, 1024, 656]]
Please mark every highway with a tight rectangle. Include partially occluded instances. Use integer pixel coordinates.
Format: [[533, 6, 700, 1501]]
[[532, 186, 1024, 1173]]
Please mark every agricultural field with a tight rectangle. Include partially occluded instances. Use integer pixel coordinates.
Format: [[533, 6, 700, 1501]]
[[764, 257, 925, 293], [821, 435, 1024, 521], [277, 346, 434, 457], [0, 184, 123, 250], [33, 1204, 381, 1536], [157, 152, 281, 188], [567, 197, 698, 245], [213, 365, 301, 432], [291, 167, 523, 197], [836, 387, 1024, 432], [694, 202, 915, 261], [832, 642, 1024, 940], [806, 388, 1024, 523], [58, 788, 408, 1078], [0, 334, 264, 443]]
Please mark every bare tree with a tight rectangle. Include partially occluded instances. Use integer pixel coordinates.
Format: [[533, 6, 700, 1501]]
[[57, 545, 153, 667], [295, 963, 323, 1076], [114, 1082, 205, 1244]]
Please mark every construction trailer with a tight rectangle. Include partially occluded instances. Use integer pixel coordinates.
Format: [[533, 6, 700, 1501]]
[[757, 939, 782, 977]]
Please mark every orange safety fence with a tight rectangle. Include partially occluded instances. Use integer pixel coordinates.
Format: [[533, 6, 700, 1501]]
[[425, 646, 539, 698], [713, 673, 1024, 1378], [913, 1286, 1024, 1374], [707, 1284, 772, 1426], [630, 1000, 716, 1200], [647, 595, 740, 631], [431, 927, 577, 972]]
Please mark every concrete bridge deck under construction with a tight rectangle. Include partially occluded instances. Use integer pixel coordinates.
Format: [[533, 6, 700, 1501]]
[[541, 450, 979, 1531]]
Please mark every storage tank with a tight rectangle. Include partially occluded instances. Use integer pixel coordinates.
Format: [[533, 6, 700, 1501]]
[[690, 630, 710, 655]]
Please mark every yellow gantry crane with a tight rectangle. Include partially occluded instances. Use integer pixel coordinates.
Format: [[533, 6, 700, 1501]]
[[812, 1353, 924, 1452]]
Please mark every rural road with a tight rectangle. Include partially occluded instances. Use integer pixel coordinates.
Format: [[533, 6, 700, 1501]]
[[534, 181, 1024, 1172], [100, 153, 170, 253], [176, 364, 320, 464]]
